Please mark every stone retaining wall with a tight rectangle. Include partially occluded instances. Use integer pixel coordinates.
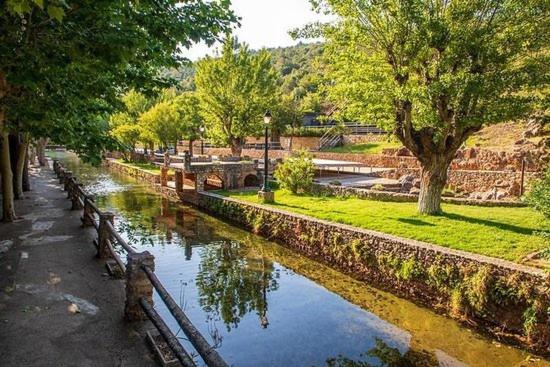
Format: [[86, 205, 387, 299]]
[[316, 184, 528, 207], [375, 168, 540, 198], [197, 192, 550, 355], [105, 159, 161, 184]]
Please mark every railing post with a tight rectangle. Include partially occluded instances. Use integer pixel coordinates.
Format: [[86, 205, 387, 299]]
[[63, 171, 73, 192], [125, 251, 155, 321], [175, 170, 184, 193], [53, 159, 59, 174], [82, 196, 95, 227], [97, 212, 115, 259], [160, 166, 168, 187], [58, 167, 65, 183], [71, 182, 84, 210]]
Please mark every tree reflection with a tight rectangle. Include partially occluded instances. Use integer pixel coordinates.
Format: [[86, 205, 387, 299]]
[[195, 240, 279, 331], [326, 338, 438, 367]]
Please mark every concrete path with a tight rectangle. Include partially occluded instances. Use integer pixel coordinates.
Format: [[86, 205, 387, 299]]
[[0, 165, 156, 367]]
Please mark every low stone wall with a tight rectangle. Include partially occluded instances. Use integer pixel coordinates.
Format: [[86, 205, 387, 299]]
[[197, 192, 550, 355], [343, 134, 389, 145], [204, 147, 290, 160], [104, 159, 161, 185], [314, 151, 420, 168], [375, 168, 540, 198], [316, 184, 528, 207]]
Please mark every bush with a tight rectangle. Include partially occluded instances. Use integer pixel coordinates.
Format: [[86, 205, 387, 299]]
[[526, 168, 550, 217], [371, 184, 385, 191], [274, 150, 316, 194]]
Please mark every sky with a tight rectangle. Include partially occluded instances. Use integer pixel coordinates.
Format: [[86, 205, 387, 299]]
[[184, 0, 332, 60]]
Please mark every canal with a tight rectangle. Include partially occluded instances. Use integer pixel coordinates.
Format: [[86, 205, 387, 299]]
[[51, 152, 549, 367]]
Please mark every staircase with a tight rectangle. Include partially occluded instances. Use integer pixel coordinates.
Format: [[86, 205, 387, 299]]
[[319, 127, 343, 150]]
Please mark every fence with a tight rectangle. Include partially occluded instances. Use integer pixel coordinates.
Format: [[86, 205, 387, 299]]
[[52, 159, 228, 367]]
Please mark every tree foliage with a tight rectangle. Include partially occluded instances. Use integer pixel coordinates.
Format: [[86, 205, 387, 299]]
[[526, 168, 550, 218], [0, 0, 236, 220], [110, 90, 152, 152], [308, 0, 549, 214], [195, 35, 279, 156], [172, 92, 203, 144]]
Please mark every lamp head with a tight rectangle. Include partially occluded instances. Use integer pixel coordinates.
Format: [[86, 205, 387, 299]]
[[263, 111, 272, 125]]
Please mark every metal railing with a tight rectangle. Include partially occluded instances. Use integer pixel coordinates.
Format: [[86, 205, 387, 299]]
[[319, 126, 343, 150], [52, 159, 228, 367]]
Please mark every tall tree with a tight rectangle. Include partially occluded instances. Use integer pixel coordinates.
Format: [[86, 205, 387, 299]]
[[195, 35, 279, 156], [109, 90, 152, 156], [0, 1, 236, 221], [306, 0, 548, 214], [139, 100, 182, 151], [173, 92, 204, 154]]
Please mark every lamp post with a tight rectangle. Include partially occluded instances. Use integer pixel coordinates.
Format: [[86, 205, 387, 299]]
[[258, 111, 274, 203], [199, 126, 205, 155]]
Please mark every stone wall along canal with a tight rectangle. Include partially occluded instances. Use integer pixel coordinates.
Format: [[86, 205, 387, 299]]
[[50, 152, 549, 367]]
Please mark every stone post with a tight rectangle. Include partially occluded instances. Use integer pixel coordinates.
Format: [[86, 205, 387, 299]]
[[71, 183, 84, 210], [184, 151, 191, 171], [175, 170, 184, 193], [52, 159, 59, 174], [64, 173, 73, 196], [160, 166, 168, 187], [124, 251, 155, 321], [82, 196, 96, 227], [58, 168, 65, 183], [97, 212, 115, 259], [195, 174, 204, 192]]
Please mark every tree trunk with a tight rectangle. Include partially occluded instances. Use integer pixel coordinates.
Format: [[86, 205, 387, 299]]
[[0, 122, 16, 222], [14, 134, 29, 199], [417, 157, 451, 215], [174, 140, 178, 155], [36, 137, 48, 166], [22, 144, 30, 192], [230, 138, 242, 157]]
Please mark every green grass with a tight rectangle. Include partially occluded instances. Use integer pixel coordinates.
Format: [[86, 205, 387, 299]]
[[324, 141, 402, 154], [114, 159, 170, 175], [219, 189, 550, 262]]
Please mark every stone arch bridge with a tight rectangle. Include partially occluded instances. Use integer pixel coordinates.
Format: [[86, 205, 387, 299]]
[[160, 153, 262, 193]]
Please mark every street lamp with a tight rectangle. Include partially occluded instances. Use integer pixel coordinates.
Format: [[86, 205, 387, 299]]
[[199, 126, 205, 155], [258, 111, 274, 203]]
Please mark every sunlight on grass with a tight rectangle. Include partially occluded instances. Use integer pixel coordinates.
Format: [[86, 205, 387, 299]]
[[114, 159, 176, 175], [219, 189, 550, 262], [324, 140, 402, 154]]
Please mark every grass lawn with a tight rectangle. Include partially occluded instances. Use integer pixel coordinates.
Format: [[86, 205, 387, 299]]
[[114, 159, 176, 175], [219, 189, 550, 262], [324, 140, 402, 154]]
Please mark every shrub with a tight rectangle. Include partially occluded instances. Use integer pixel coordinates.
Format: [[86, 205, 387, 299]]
[[525, 168, 550, 217], [371, 184, 385, 191], [274, 150, 316, 194]]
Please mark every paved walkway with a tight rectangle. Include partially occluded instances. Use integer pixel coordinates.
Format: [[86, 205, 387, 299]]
[[0, 165, 156, 367]]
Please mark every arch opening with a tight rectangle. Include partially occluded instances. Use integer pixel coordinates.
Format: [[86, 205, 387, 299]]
[[243, 174, 260, 187], [204, 174, 224, 191]]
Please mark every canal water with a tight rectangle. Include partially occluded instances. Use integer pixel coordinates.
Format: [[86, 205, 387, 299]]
[[50, 152, 549, 367]]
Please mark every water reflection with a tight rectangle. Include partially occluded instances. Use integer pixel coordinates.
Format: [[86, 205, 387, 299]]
[[49, 152, 550, 367], [327, 339, 441, 367], [196, 240, 278, 330]]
